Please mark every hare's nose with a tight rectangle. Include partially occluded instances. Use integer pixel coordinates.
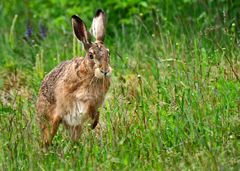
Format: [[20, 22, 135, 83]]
[[100, 69, 109, 76]]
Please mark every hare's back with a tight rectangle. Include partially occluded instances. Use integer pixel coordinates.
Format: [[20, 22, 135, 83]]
[[40, 60, 71, 103]]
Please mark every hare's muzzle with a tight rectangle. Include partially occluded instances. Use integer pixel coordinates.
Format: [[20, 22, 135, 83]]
[[95, 66, 112, 79], [100, 69, 109, 76]]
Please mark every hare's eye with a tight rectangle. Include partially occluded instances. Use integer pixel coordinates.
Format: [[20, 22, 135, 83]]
[[89, 52, 93, 59]]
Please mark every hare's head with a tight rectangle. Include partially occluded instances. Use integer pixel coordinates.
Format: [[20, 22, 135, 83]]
[[72, 9, 112, 79]]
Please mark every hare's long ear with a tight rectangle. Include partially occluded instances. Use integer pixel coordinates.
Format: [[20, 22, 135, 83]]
[[91, 9, 106, 42], [72, 15, 91, 50]]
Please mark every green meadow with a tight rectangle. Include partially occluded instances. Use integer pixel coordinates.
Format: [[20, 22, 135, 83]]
[[0, 0, 239, 170]]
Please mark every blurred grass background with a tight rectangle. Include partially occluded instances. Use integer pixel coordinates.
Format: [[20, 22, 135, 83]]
[[0, 0, 239, 170]]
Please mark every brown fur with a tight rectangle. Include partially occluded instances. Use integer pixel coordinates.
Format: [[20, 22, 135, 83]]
[[36, 10, 111, 147]]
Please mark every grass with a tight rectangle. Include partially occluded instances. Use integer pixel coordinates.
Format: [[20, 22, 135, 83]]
[[0, 3, 240, 171]]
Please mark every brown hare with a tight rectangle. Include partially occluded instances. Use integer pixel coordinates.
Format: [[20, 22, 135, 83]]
[[36, 9, 112, 147]]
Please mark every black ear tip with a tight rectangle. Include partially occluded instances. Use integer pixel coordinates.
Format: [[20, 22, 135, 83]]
[[72, 15, 82, 22], [72, 15, 78, 19], [95, 9, 104, 17]]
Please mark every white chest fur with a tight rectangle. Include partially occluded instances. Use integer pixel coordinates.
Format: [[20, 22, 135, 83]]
[[63, 101, 89, 126]]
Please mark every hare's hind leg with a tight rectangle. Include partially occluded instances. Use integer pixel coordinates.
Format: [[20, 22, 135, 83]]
[[39, 118, 50, 147], [37, 94, 50, 147], [38, 115, 61, 147], [49, 114, 61, 143], [37, 95, 61, 147], [40, 113, 61, 147]]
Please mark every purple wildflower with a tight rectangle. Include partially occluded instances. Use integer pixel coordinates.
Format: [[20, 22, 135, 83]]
[[25, 20, 33, 38], [39, 22, 48, 39]]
